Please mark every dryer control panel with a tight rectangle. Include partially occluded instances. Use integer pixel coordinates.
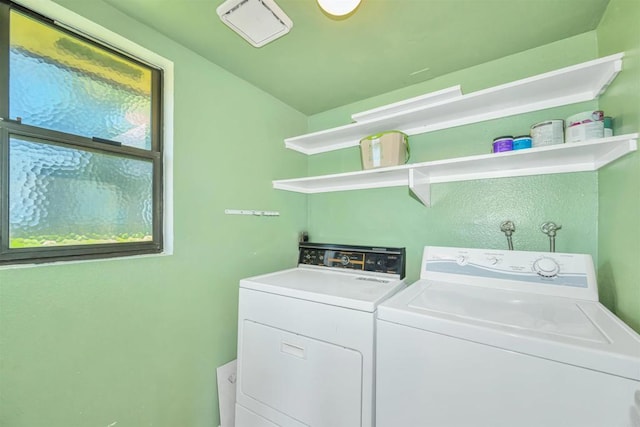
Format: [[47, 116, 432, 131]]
[[298, 243, 406, 278]]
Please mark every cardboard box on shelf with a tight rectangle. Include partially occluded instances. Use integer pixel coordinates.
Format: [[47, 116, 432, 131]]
[[360, 131, 409, 170]]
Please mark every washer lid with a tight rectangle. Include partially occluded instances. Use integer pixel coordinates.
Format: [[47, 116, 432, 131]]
[[378, 280, 640, 380], [240, 266, 405, 312]]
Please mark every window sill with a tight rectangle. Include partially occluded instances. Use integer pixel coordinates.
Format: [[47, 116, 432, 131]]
[[0, 250, 173, 271]]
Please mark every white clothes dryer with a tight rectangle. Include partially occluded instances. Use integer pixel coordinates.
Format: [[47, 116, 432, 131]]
[[376, 246, 640, 427], [236, 243, 406, 427]]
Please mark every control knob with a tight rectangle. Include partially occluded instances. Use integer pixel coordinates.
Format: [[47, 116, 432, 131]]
[[456, 255, 469, 266], [533, 257, 560, 278]]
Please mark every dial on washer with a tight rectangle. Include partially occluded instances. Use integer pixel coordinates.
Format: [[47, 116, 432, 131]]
[[533, 257, 560, 278]]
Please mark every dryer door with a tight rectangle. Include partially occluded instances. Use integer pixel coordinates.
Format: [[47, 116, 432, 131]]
[[240, 320, 363, 426]]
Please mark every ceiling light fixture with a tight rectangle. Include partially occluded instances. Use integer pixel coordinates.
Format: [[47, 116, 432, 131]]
[[317, 0, 362, 17]]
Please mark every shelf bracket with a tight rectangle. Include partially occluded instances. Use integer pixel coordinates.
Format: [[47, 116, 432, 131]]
[[409, 168, 431, 207], [593, 138, 638, 169]]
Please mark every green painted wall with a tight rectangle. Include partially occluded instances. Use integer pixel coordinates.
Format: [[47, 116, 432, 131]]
[[1, 2, 638, 427], [0, 1, 307, 426], [596, 0, 640, 331], [307, 32, 602, 284]]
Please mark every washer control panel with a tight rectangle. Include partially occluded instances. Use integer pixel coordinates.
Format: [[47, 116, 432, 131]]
[[421, 246, 598, 300], [299, 243, 405, 278]]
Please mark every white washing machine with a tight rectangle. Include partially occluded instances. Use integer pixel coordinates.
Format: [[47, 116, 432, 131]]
[[376, 246, 640, 427], [235, 243, 406, 427]]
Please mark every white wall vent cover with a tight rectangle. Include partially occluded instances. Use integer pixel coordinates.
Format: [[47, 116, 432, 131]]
[[217, 0, 293, 48]]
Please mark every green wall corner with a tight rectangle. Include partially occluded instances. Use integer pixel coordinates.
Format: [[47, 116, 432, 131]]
[[596, 0, 640, 331]]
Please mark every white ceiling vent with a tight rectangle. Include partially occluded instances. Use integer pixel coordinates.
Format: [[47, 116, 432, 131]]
[[217, 0, 293, 48]]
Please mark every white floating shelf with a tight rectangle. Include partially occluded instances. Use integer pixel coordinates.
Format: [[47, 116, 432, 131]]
[[350, 85, 463, 123], [285, 53, 624, 155], [273, 134, 638, 206]]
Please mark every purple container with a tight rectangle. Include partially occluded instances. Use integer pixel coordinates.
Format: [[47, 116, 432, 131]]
[[492, 136, 514, 153]]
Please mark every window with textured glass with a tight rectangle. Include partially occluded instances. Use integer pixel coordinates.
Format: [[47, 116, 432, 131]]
[[0, 2, 163, 264]]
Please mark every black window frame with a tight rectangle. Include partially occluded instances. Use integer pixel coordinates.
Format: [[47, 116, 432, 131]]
[[0, 1, 164, 265]]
